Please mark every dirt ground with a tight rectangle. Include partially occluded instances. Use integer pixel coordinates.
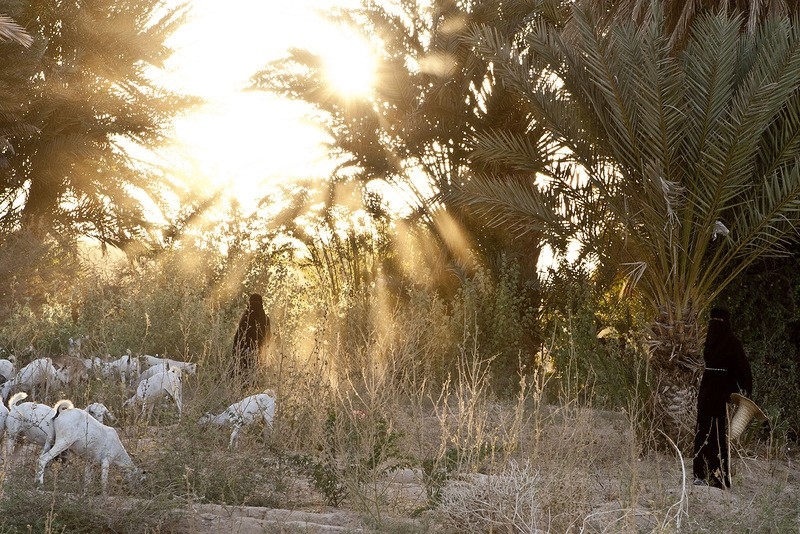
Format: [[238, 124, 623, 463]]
[[176, 467, 429, 534], [6, 404, 797, 533], [179, 503, 368, 534], [171, 407, 800, 534], [172, 455, 800, 534]]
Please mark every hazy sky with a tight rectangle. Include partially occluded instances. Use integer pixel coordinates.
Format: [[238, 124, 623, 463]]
[[161, 0, 362, 208]]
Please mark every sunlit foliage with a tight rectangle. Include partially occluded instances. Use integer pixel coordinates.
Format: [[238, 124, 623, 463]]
[[0, 0, 199, 248], [251, 0, 559, 375]]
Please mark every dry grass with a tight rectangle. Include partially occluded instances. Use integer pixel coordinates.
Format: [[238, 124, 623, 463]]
[[0, 254, 796, 533], [0, 338, 797, 533]]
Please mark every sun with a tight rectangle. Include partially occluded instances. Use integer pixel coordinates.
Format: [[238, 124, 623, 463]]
[[161, 0, 375, 211], [321, 29, 376, 98]]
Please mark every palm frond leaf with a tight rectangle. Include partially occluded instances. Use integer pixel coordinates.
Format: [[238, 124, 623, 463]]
[[446, 172, 570, 250], [0, 15, 32, 47]]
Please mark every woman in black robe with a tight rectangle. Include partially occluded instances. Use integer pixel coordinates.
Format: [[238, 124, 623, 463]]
[[232, 293, 270, 380], [693, 307, 753, 488]]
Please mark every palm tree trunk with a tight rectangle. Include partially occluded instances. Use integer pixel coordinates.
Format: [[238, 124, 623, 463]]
[[647, 309, 704, 451]]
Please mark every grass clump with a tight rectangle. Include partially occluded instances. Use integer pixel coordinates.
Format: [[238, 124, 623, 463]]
[[0, 474, 182, 533]]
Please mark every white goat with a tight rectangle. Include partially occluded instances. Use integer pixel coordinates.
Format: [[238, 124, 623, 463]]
[[136, 359, 197, 387], [80, 357, 103, 375], [0, 400, 8, 462], [4, 392, 56, 459], [36, 400, 142, 494], [198, 391, 276, 449], [1, 357, 66, 402], [100, 353, 141, 384], [123, 365, 182, 419], [0, 354, 16, 383], [136, 362, 166, 386], [142, 355, 197, 375], [85, 402, 114, 425]]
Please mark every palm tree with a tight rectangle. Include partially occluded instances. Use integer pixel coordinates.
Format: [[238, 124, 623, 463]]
[[617, 0, 798, 49], [0, 11, 33, 221], [0, 0, 199, 249], [451, 2, 800, 446], [252, 0, 555, 292], [252, 0, 564, 383]]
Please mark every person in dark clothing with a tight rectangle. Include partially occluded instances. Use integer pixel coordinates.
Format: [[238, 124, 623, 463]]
[[693, 307, 753, 488], [232, 293, 270, 381]]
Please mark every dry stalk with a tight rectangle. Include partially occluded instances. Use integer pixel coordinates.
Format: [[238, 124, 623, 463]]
[[658, 431, 689, 531], [438, 460, 548, 533]]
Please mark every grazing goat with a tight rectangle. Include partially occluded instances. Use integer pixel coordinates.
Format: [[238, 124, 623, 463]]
[[142, 355, 198, 375], [198, 391, 275, 449], [1, 358, 66, 402], [136, 363, 168, 386], [136, 360, 196, 386], [0, 355, 15, 384], [123, 365, 182, 419], [100, 352, 140, 384], [4, 392, 56, 459], [36, 400, 142, 494], [80, 357, 103, 375], [85, 402, 114, 424], [0, 400, 8, 462]]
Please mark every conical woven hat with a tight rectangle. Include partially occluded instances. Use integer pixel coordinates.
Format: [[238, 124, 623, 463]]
[[729, 393, 767, 441]]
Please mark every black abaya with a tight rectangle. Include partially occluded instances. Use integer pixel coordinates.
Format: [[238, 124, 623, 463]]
[[232, 293, 270, 379], [693, 308, 753, 488]]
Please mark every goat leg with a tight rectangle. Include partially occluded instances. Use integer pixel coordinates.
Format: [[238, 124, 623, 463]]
[[36, 441, 71, 485], [100, 458, 110, 495]]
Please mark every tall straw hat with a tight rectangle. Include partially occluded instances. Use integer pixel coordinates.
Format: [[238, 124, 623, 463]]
[[729, 393, 768, 441]]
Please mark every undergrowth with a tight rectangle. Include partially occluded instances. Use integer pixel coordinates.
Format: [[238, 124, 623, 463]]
[[0, 243, 794, 533]]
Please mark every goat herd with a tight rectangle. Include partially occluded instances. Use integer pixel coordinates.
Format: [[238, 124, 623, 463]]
[[0, 352, 276, 494]]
